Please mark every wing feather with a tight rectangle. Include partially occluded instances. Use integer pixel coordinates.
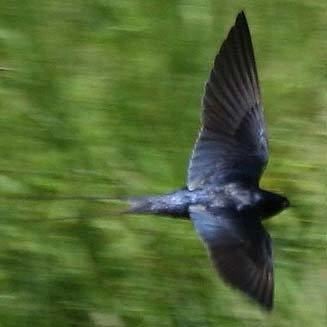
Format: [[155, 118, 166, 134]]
[[189, 205, 274, 310], [188, 11, 268, 190]]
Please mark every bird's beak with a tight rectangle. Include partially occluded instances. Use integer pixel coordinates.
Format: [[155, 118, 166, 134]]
[[284, 199, 291, 209]]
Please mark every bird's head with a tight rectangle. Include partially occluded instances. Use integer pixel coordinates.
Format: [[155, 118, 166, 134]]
[[259, 191, 290, 220]]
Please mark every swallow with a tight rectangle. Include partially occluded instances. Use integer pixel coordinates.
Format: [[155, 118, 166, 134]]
[[128, 11, 290, 310]]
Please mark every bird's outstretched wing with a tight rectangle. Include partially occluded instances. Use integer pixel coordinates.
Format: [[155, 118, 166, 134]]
[[188, 11, 268, 190], [189, 205, 274, 310]]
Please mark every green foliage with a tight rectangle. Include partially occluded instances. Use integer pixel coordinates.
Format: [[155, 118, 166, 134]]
[[0, 1, 326, 326]]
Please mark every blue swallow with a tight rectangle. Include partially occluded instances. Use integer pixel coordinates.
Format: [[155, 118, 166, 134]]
[[129, 11, 290, 310]]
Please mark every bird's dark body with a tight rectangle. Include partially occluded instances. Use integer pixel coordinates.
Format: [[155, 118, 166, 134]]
[[127, 11, 290, 310], [129, 184, 287, 221]]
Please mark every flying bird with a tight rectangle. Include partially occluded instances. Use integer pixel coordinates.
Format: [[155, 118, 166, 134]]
[[128, 11, 289, 310]]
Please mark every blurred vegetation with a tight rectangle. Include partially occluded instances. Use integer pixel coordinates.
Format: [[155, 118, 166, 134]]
[[0, 0, 326, 326]]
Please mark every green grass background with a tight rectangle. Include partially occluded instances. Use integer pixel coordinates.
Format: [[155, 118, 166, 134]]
[[0, 1, 326, 326]]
